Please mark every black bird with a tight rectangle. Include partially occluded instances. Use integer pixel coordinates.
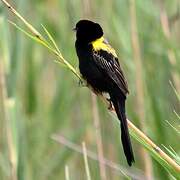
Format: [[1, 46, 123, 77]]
[[74, 19, 134, 166]]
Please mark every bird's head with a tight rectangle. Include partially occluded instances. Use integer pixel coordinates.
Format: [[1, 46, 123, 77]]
[[74, 20, 103, 43]]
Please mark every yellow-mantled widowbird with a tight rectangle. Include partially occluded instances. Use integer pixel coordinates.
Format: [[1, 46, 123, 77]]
[[74, 20, 134, 166]]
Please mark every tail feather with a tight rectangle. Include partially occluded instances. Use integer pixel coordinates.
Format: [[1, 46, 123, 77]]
[[110, 92, 135, 166]]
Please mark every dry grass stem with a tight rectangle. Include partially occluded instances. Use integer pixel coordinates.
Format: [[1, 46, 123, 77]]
[[91, 93, 107, 180], [65, 165, 70, 180], [52, 134, 145, 179], [130, 0, 153, 178], [160, 7, 180, 91], [0, 60, 17, 180], [82, 142, 92, 180]]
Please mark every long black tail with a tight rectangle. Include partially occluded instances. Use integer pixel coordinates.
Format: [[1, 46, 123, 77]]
[[110, 92, 135, 166]]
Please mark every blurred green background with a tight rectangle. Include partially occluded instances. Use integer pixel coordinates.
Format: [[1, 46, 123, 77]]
[[0, 0, 179, 179]]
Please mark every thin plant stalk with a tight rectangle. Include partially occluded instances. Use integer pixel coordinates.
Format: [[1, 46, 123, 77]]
[[160, 5, 180, 91], [91, 92, 107, 180], [0, 60, 17, 180], [82, 142, 92, 180], [52, 135, 139, 179], [129, 0, 153, 179], [65, 165, 70, 180]]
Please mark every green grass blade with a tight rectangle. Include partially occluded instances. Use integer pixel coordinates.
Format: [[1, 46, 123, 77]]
[[41, 24, 61, 54]]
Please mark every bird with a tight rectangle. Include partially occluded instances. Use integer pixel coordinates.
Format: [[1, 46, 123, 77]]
[[74, 19, 134, 166]]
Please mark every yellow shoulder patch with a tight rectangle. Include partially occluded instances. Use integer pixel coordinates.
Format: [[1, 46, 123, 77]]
[[91, 37, 118, 58]]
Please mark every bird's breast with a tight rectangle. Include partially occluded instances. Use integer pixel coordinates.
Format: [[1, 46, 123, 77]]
[[75, 40, 112, 92]]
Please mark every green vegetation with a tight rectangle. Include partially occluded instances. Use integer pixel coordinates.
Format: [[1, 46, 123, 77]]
[[0, 0, 179, 179]]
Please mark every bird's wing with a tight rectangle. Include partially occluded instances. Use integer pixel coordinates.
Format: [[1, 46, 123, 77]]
[[92, 49, 129, 96]]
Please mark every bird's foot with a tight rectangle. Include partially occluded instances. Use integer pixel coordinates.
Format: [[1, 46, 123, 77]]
[[78, 79, 86, 87], [107, 98, 113, 111]]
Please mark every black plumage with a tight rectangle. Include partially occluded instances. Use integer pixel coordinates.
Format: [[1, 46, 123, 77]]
[[74, 20, 134, 166]]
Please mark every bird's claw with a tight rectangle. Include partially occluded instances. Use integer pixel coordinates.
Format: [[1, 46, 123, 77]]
[[107, 98, 113, 111], [78, 79, 86, 87]]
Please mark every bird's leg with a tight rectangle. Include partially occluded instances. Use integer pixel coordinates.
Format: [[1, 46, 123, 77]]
[[107, 98, 113, 111]]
